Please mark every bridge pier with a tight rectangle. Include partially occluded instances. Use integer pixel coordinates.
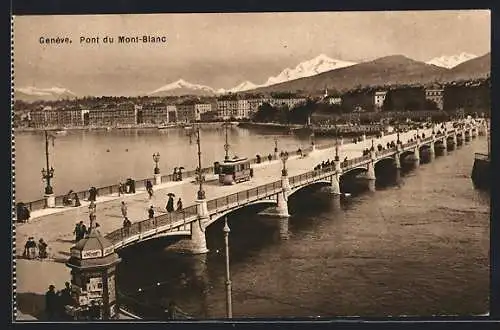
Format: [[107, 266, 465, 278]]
[[429, 141, 435, 160], [394, 145, 402, 169], [327, 160, 342, 195], [259, 176, 290, 218], [279, 217, 290, 240], [275, 191, 290, 218], [413, 146, 420, 166]]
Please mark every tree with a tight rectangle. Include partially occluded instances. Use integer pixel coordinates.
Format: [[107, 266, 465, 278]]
[[253, 102, 275, 122], [288, 99, 317, 124]]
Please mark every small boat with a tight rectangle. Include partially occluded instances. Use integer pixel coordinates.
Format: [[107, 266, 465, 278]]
[[471, 123, 490, 189], [157, 123, 176, 129], [54, 129, 67, 136], [183, 125, 193, 130]]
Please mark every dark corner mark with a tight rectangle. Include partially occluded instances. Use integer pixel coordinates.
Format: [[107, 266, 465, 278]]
[[9, 0, 497, 16]]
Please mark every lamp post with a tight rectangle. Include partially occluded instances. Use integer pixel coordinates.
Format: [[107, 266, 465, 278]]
[[88, 201, 96, 229], [334, 136, 339, 161], [41, 130, 55, 195], [370, 138, 375, 151], [280, 151, 289, 177], [223, 217, 233, 318], [196, 126, 206, 200], [152, 152, 160, 174], [223, 121, 230, 161]]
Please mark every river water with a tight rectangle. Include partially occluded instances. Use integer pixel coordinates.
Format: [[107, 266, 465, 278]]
[[15, 127, 489, 317], [15, 126, 334, 202], [114, 134, 489, 318]]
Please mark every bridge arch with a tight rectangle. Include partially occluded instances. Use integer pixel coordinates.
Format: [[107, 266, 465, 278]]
[[288, 179, 332, 198], [341, 166, 368, 177], [399, 149, 415, 160], [204, 199, 277, 228]]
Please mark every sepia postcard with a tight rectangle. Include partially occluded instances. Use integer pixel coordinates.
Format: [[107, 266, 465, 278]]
[[12, 10, 491, 321]]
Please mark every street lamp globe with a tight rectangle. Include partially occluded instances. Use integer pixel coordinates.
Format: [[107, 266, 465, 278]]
[[153, 152, 161, 174], [280, 151, 289, 176]]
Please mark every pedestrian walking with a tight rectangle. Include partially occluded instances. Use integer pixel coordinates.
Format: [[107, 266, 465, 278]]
[[146, 180, 153, 199], [148, 206, 155, 219], [118, 182, 123, 197], [123, 217, 131, 236], [73, 193, 81, 207], [120, 201, 128, 218], [23, 237, 37, 259], [166, 195, 175, 213], [45, 285, 58, 321], [38, 238, 48, 259], [176, 198, 183, 212], [59, 282, 72, 308], [73, 221, 86, 242]]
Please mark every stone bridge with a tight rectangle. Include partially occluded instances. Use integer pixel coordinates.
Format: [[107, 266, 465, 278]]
[[102, 120, 485, 254]]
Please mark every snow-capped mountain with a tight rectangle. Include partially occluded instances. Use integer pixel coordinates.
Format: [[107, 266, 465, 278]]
[[148, 79, 219, 96], [426, 52, 477, 69], [263, 54, 357, 86], [148, 55, 359, 95], [14, 86, 77, 102], [227, 81, 259, 93]]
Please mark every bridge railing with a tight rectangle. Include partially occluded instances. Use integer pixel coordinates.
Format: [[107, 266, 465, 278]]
[[105, 180, 286, 246], [23, 198, 47, 211], [421, 136, 434, 143], [375, 148, 396, 158], [105, 205, 198, 244]]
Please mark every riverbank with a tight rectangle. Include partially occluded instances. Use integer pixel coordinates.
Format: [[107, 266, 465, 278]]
[[14, 121, 234, 133]]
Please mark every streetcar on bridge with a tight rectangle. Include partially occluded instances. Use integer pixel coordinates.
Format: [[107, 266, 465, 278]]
[[214, 157, 253, 185]]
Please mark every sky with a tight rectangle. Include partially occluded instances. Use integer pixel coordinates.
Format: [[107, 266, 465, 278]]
[[13, 10, 490, 96]]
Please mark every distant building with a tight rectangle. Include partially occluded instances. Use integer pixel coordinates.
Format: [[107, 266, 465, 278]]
[[374, 91, 387, 110], [425, 88, 444, 110], [29, 108, 83, 127], [176, 103, 196, 123], [270, 97, 306, 109], [216, 99, 250, 119], [140, 104, 169, 124], [166, 105, 177, 123], [194, 103, 212, 121]]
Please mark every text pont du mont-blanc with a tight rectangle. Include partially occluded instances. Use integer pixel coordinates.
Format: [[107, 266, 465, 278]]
[[39, 35, 168, 45]]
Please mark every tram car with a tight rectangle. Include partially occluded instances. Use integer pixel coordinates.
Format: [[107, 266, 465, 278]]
[[214, 157, 253, 185]]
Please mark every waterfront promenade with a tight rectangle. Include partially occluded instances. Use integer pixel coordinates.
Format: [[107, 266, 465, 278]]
[[16, 122, 458, 262]]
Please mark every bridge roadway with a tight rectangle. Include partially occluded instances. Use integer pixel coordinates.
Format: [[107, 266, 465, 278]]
[[17, 121, 472, 260]]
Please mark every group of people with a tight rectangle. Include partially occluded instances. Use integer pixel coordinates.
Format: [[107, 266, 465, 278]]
[[16, 202, 31, 222], [172, 167, 184, 181], [73, 220, 100, 242], [62, 190, 81, 207], [45, 282, 101, 321], [23, 236, 48, 260], [166, 195, 183, 213]]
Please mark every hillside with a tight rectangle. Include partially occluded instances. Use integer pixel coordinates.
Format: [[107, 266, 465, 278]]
[[14, 87, 77, 102], [444, 52, 490, 81], [250, 55, 450, 95]]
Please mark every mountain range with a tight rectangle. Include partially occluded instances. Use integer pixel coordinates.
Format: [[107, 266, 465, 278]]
[[425, 52, 477, 69], [14, 52, 490, 102], [14, 87, 77, 102], [250, 53, 490, 95]]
